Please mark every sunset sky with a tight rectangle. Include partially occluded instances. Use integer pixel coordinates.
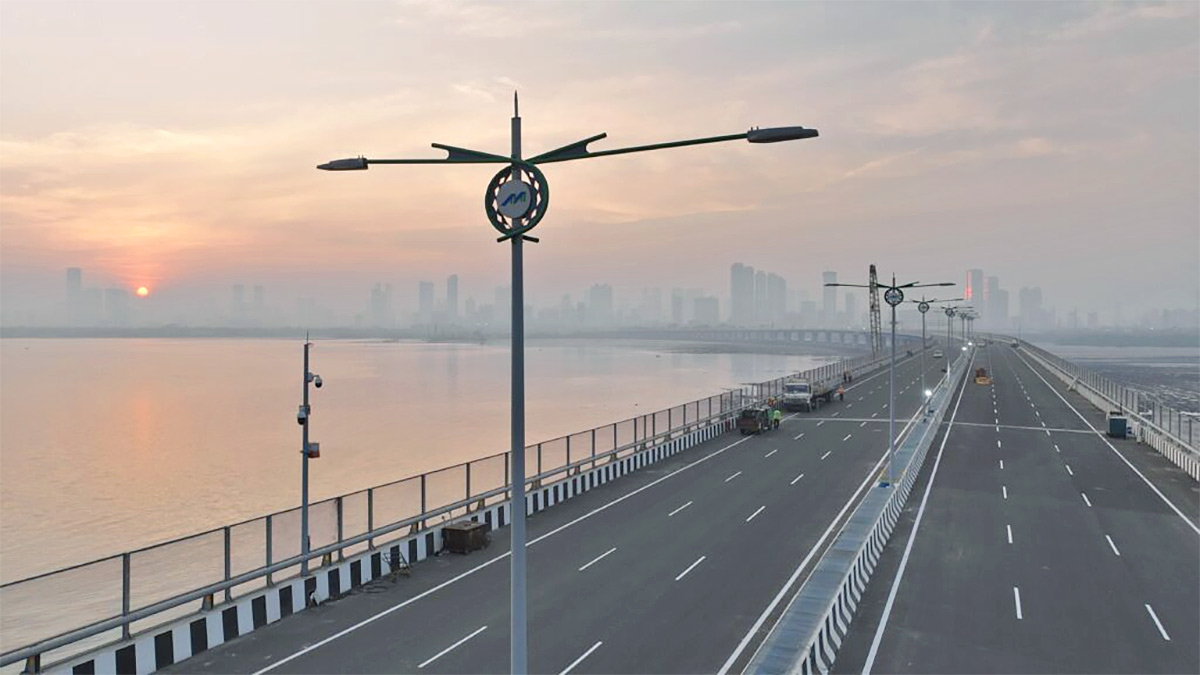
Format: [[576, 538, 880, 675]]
[[1, 1, 1197, 320]]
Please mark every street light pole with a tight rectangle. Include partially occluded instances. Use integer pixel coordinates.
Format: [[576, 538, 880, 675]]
[[827, 275, 953, 486], [506, 100, 529, 675], [318, 98, 817, 673], [912, 296, 962, 413], [296, 336, 322, 577]]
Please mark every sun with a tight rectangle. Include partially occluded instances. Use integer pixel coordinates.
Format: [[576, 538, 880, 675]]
[[136, 286, 150, 297]]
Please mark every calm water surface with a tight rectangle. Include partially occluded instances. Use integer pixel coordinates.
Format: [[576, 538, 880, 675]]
[[1, 338, 834, 581]]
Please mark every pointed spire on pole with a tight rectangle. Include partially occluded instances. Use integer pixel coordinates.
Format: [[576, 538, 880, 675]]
[[513, 91, 520, 118]]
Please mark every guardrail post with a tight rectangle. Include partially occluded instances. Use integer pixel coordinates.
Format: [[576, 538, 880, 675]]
[[336, 497, 344, 561], [266, 516, 273, 586], [367, 489, 375, 549], [223, 526, 231, 602], [420, 474, 427, 528], [121, 553, 131, 640], [465, 462, 473, 507]]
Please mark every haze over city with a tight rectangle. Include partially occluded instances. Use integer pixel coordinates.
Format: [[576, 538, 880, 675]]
[[2, 1, 1197, 328]]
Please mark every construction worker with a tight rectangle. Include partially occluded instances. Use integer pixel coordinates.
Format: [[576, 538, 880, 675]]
[[837, 385, 845, 402], [771, 407, 782, 429]]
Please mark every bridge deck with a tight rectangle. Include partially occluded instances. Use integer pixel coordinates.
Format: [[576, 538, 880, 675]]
[[835, 344, 1199, 674], [165, 354, 944, 674]]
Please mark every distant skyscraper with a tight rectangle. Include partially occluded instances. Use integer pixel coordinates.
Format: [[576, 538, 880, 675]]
[[754, 270, 768, 325], [671, 289, 685, 325], [253, 285, 264, 309], [965, 269, 984, 305], [730, 263, 755, 325], [985, 276, 1001, 327], [370, 283, 393, 327], [418, 281, 434, 322], [66, 267, 82, 323], [588, 284, 614, 326], [845, 292, 858, 327], [446, 275, 459, 320], [1019, 286, 1044, 332], [693, 297, 719, 325], [767, 273, 786, 325], [105, 288, 131, 326], [822, 272, 837, 326]]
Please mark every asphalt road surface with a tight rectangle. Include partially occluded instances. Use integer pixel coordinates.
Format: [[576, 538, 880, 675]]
[[835, 343, 1199, 674], [166, 352, 952, 675]]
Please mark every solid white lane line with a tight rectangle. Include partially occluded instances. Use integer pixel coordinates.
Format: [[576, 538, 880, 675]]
[[860, 421, 867, 428], [999, 459, 1004, 470], [1105, 535, 1121, 557], [559, 641, 603, 675], [1145, 604, 1171, 641], [1065, 464, 1074, 476], [1081, 492, 1092, 507], [253, 434, 756, 675], [746, 506, 766, 522], [820, 451, 831, 460], [1014, 350, 1200, 536], [668, 501, 693, 517], [790, 473, 805, 485], [1002, 485, 1008, 500], [859, 351, 975, 675], [1007, 525, 1013, 544], [418, 626, 487, 669], [843, 434, 853, 442], [725, 471, 742, 483], [1013, 587, 1024, 619], [764, 449, 778, 458], [578, 547, 617, 572], [675, 555, 706, 581], [794, 432, 805, 440]]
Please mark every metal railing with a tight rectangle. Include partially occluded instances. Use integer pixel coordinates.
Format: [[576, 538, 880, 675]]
[[1, 348, 892, 669], [1007, 337, 1199, 481]]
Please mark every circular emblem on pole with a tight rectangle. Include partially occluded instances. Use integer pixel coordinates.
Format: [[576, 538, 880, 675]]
[[918, 301, 930, 314], [496, 180, 533, 219], [944, 307, 956, 317], [485, 162, 549, 242], [884, 287, 904, 307]]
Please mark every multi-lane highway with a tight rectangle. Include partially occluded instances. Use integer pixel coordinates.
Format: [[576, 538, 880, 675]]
[[835, 343, 1199, 674], [167, 352, 952, 674]]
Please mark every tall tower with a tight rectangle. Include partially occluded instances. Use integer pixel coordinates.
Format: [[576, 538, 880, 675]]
[[730, 263, 755, 325], [822, 272, 837, 326], [447, 274, 459, 321], [868, 265, 882, 356]]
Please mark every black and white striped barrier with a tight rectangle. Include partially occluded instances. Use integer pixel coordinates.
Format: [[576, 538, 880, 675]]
[[57, 420, 733, 674]]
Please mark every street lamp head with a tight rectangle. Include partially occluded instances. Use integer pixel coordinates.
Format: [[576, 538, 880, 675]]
[[317, 157, 369, 171], [747, 126, 819, 143]]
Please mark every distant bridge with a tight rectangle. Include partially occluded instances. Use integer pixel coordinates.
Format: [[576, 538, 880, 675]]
[[589, 327, 925, 349]]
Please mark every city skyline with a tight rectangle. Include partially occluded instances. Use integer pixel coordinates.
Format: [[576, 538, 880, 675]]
[[2, 2, 1197, 325], [21, 262, 1196, 333]]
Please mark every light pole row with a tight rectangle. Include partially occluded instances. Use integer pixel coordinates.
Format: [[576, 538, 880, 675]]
[[826, 275, 953, 486]]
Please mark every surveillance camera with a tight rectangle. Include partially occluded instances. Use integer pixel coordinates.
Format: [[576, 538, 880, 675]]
[[297, 406, 308, 425], [313, 375, 323, 389]]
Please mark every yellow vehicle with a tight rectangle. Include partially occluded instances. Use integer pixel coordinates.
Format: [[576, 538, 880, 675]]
[[974, 367, 992, 385]]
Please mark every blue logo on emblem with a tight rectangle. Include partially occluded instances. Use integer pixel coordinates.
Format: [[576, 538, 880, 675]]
[[501, 192, 528, 207]]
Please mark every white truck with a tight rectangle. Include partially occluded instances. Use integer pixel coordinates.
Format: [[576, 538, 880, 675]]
[[782, 378, 836, 412]]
